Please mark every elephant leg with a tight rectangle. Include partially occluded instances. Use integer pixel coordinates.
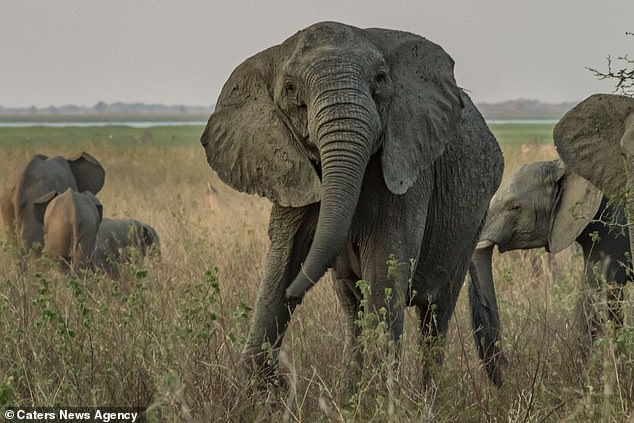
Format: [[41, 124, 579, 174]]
[[409, 225, 472, 386], [606, 283, 624, 329], [73, 236, 93, 273], [242, 204, 317, 386], [414, 278, 466, 388], [416, 301, 443, 385], [579, 260, 612, 342], [358, 235, 424, 385], [412, 207, 485, 387], [333, 259, 363, 397]]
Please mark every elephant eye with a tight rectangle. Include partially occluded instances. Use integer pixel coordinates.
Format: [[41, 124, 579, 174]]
[[284, 80, 296, 94], [374, 71, 387, 85]]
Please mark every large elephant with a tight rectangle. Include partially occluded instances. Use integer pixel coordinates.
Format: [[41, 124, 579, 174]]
[[554, 93, 634, 267], [470, 159, 631, 384], [94, 218, 161, 277], [1, 152, 105, 252], [201, 22, 504, 388], [33, 188, 103, 272]]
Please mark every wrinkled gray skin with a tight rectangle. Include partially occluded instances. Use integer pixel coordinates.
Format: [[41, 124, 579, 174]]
[[554, 94, 634, 271], [471, 159, 631, 386], [94, 218, 161, 277], [34, 188, 103, 272], [201, 22, 504, 389], [0, 152, 105, 252]]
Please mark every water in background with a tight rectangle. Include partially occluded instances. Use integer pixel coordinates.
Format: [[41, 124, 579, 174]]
[[0, 121, 206, 128], [0, 119, 555, 128]]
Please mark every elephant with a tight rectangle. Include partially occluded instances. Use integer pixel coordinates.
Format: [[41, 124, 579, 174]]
[[33, 188, 103, 272], [94, 218, 161, 277], [554, 93, 634, 270], [1, 152, 105, 252], [470, 159, 631, 385], [200, 21, 504, 389]]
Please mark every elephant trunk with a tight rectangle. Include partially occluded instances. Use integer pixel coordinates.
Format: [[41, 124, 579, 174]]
[[469, 245, 504, 387], [286, 83, 379, 301]]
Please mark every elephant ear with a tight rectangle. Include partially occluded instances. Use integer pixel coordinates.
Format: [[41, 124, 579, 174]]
[[554, 94, 634, 198], [89, 193, 104, 223], [548, 164, 602, 254], [200, 45, 321, 207], [367, 28, 463, 194], [33, 191, 58, 224], [68, 152, 106, 195], [142, 224, 159, 247]]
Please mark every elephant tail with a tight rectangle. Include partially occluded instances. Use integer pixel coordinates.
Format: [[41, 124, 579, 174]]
[[468, 261, 506, 388]]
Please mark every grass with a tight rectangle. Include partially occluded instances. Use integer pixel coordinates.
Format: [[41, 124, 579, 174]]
[[0, 124, 632, 421], [488, 123, 555, 145]]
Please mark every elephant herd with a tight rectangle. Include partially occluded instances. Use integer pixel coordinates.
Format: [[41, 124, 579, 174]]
[[201, 21, 634, 391], [1, 152, 160, 276], [3, 21, 634, 395]]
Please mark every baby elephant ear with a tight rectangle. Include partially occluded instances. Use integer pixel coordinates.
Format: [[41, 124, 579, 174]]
[[367, 29, 463, 194], [554, 93, 634, 198], [142, 224, 159, 246], [201, 45, 321, 207], [548, 167, 602, 254], [90, 193, 104, 223]]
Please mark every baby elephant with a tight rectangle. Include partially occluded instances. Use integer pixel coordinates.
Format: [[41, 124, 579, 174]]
[[34, 188, 103, 272], [469, 159, 630, 385], [94, 218, 160, 276]]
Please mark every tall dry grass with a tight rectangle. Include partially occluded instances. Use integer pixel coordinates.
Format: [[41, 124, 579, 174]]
[[0, 127, 632, 421]]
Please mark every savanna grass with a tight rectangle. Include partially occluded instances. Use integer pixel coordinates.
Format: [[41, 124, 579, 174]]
[[0, 124, 632, 421]]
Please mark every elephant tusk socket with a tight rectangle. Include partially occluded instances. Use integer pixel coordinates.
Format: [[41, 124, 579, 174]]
[[476, 239, 494, 249]]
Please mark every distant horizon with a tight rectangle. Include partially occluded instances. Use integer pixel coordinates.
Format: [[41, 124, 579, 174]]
[[0, 98, 581, 122], [0, 97, 583, 111]]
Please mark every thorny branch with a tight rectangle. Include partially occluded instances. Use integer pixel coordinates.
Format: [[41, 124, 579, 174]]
[[587, 31, 633, 97]]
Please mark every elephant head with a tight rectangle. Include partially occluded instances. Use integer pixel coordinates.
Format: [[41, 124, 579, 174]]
[[476, 160, 602, 255], [554, 93, 634, 264], [201, 21, 462, 299], [1, 152, 105, 250], [139, 222, 161, 258]]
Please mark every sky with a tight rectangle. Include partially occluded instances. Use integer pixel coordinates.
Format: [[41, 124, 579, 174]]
[[1, 1, 633, 108]]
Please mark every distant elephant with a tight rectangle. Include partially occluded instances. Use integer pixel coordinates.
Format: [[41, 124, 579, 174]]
[[1, 152, 105, 252], [33, 188, 103, 272], [554, 93, 634, 267], [94, 218, 161, 276], [201, 22, 504, 388], [470, 159, 630, 384]]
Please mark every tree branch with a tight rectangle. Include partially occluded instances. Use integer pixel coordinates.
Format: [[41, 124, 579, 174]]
[[587, 32, 634, 97]]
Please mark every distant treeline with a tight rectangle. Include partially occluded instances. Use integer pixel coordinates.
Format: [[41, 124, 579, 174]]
[[0, 99, 576, 120], [477, 99, 577, 120]]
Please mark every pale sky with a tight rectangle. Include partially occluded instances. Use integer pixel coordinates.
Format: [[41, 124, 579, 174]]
[[2, 1, 633, 108]]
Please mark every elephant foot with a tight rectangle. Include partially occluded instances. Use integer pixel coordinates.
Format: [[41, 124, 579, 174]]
[[483, 350, 507, 388], [241, 347, 288, 393]]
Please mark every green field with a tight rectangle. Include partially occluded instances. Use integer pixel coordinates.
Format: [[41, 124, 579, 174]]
[[488, 123, 555, 144], [0, 125, 205, 149], [0, 124, 631, 421], [0, 121, 555, 143]]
